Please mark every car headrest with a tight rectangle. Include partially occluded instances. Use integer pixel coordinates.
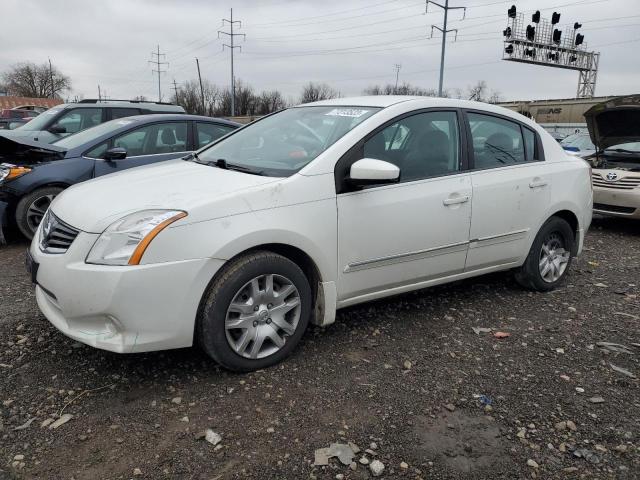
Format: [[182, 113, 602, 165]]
[[161, 128, 176, 145], [485, 132, 512, 151]]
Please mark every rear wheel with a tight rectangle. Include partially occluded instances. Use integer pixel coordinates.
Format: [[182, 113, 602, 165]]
[[15, 186, 64, 240], [515, 216, 575, 291], [197, 251, 311, 372]]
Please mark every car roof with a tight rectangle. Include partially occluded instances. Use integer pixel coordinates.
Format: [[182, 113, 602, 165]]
[[126, 114, 240, 126], [299, 95, 540, 129], [55, 101, 184, 112]]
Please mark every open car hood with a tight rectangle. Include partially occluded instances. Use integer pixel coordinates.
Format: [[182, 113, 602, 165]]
[[0, 133, 66, 165], [584, 95, 640, 150]]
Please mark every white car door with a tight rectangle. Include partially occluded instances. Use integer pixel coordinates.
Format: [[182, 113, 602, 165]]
[[463, 111, 551, 271], [336, 110, 472, 303]]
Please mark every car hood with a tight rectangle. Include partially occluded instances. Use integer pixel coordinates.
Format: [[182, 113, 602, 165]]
[[0, 128, 58, 144], [0, 133, 66, 165], [51, 159, 280, 233], [584, 95, 640, 149]]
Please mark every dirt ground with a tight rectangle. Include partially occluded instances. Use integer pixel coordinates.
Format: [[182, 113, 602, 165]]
[[0, 216, 639, 480]]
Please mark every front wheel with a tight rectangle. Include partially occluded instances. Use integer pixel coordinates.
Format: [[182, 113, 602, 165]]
[[515, 216, 575, 291], [197, 251, 312, 372], [15, 186, 64, 240]]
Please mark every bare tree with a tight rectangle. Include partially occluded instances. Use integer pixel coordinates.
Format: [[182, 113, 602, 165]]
[[255, 90, 287, 115], [1, 62, 71, 98], [132, 95, 148, 102], [363, 82, 438, 97], [300, 82, 339, 104], [467, 80, 488, 102]]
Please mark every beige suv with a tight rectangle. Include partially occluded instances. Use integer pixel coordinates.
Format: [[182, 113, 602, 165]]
[[584, 96, 640, 219]]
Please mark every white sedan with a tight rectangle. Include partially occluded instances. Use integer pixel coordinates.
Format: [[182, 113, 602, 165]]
[[28, 96, 593, 371]]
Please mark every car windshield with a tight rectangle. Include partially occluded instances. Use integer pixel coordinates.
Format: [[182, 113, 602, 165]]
[[53, 117, 140, 150], [561, 134, 594, 151], [18, 107, 64, 131], [195, 106, 381, 176]]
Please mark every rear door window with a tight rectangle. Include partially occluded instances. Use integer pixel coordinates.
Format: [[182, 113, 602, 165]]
[[196, 122, 235, 148], [467, 113, 526, 168], [52, 108, 102, 134]]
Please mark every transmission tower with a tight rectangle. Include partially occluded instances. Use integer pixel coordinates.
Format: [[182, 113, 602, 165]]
[[427, 0, 466, 97], [218, 8, 245, 116], [394, 64, 402, 93], [149, 45, 168, 102]]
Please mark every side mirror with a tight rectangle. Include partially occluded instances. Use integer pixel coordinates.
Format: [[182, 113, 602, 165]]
[[348, 158, 400, 187], [48, 125, 66, 134], [104, 147, 127, 161]]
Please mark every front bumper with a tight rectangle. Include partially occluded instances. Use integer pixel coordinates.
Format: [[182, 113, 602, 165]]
[[0, 200, 8, 244], [30, 228, 225, 353], [593, 186, 640, 219]]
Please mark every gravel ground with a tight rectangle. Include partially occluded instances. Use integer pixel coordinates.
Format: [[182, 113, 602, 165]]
[[0, 216, 639, 480]]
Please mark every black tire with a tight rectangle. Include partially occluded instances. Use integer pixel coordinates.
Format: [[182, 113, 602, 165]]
[[515, 216, 575, 292], [197, 251, 312, 372], [15, 186, 64, 240]]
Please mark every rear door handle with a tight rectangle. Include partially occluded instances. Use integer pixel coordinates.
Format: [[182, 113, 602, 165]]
[[529, 178, 548, 188], [443, 195, 470, 206]]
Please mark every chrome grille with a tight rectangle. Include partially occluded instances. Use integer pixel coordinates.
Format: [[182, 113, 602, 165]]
[[592, 172, 640, 190], [39, 210, 79, 254]]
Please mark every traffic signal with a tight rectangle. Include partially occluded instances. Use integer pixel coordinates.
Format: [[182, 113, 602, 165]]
[[503, 27, 512, 37], [575, 33, 584, 45], [551, 12, 561, 24], [574, 22, 582, 30], [526, 25, 536, 41], [532, 11, 540, 23], [553, 29, 562, 44], [505, 44, 514, 54], [508, 5, 516, 18]]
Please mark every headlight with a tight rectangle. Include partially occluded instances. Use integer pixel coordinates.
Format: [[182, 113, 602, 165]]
[[0, 163, 32, 183], [86, 210, 187, 266]]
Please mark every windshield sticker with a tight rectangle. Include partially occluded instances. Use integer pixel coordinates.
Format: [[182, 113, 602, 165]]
[[325, 108, 369, 118]]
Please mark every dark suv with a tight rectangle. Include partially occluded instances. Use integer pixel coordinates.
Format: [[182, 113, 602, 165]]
[[0, 99, 185, 144]]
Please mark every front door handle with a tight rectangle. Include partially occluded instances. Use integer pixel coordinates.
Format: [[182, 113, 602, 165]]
[[443, 195, 470, 206], [529, 178, 548, 188]]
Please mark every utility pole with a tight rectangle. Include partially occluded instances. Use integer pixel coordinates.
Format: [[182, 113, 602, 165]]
[[394, 64, 402, 93], [218, 8, 245, 116], [427, 1, 466, 97], [98, 84, 102, 102], [195, 58, 206, 114], [48, 58, 55, 99], [149, 45, 168, 102], [172, 79, 179, 103]]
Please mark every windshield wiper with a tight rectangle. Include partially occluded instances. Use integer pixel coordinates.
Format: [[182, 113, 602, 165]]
[[183, 152, 202, 162], [604, 148, 639, 154], [208, 158, 265, 176]]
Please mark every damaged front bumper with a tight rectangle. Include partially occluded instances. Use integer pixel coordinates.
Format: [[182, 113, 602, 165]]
[[0, 200, 9, 244]]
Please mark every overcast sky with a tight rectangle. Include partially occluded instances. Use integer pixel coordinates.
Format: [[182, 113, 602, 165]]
[[2, 0, 639, 103]]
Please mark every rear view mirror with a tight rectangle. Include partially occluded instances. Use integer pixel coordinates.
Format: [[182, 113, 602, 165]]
[[348, 158, 400, 187], [49, 125, 66, 134], [104, 147, 127, 161]]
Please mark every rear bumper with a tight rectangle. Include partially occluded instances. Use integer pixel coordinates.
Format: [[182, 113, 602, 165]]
[[593, 186, 640, 219]]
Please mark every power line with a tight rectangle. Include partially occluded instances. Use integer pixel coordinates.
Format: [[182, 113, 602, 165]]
[[218, 8, 245, 116], [149, 45, 168, 102]]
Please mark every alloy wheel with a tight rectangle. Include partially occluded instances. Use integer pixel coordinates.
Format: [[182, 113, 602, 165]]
[[225, 273, 301, 359], [538, 232, 570, 283], [26, 194, 56, 234]]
